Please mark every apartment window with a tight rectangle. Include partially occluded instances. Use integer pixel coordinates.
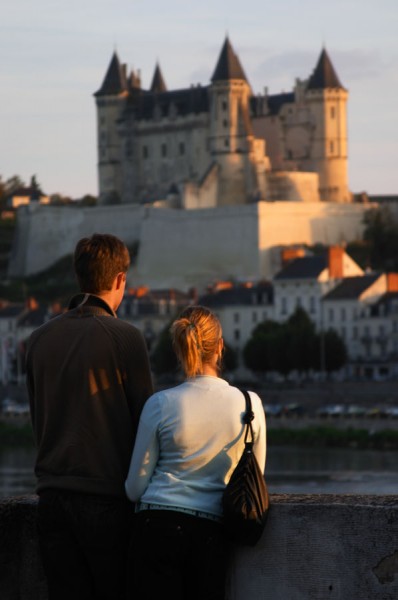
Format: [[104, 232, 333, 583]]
[[341, 307, 346, 321], [328, 308, 334, 323], [223, 119, 228, 128], [252, 312, 258, 324], [234, 313, 240, 324], [224, 139, 229, 147], [161, 143, 167, 158], [222, 101, 227, 111], [296, 297, 301, 308], [234, 329, 240, 341], [353, 326, 358, 340], [143, 146, 149, 159], [179, 142, 185, 156]]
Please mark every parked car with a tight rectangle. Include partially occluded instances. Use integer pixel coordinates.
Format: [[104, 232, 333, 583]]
[[316, 404, 346, 417], [263, 403, 283, 417], [1, 398, 30, 417]]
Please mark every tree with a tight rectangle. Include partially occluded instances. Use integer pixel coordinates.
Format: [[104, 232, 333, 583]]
[[222, 341, 238, 373], [243, 320, 285, 374], [316, 329, 347, 373], [363, 206, 398, 271], [284, 307, 318, 374]]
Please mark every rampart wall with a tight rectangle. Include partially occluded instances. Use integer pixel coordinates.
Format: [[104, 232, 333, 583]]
[[8, 201, 372, 291], [1, 494, 397, 600]]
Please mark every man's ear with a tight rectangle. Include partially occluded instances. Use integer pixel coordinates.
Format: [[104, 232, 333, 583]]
[[115, 272, 126, 290]]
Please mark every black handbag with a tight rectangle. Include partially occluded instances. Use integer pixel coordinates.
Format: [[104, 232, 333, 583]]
[[222, 389, 270, 546]]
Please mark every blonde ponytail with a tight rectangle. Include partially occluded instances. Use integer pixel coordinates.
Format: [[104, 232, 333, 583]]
[[170, 306, 222, 378]]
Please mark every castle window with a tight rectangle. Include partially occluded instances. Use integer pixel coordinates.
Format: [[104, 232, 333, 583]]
[[161, 143, 167, 158], [143, 146, 149, 159], [179, 142, 185, 155], [331, 106, 335, 119], [330, 141, 334, 154]]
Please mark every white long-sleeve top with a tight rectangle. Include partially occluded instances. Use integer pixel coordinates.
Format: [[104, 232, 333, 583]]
[[125, 375, 266, 519]]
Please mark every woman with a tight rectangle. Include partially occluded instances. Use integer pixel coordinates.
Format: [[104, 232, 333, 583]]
[[125, 305, 266, 600]]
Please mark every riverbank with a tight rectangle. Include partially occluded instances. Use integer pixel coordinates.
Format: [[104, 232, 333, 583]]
[[1, 419, 398, 450]]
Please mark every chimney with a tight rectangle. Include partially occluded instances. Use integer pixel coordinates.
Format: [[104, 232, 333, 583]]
[[387, 273, 398, 292], [328, 246, 344, 279]]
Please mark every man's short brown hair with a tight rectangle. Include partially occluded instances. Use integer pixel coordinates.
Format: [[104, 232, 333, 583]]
[[74, 233, 130, 293]]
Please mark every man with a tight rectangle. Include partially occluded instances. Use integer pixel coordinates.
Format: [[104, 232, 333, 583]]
[[26, 233, 154, 600]]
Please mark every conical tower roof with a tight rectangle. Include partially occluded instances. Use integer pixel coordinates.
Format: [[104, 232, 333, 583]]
[[150, 63, 167, 93], [211, 37, 248, 82], [307, 48, 345, 90], [94, 51, 127, 96]]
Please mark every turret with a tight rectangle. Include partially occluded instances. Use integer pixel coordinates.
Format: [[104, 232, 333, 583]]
[[305, 48, 350, 203], [208, 37, 266, 204], [94, 52, 128, 204]]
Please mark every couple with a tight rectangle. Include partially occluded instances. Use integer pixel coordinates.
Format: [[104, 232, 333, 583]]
[[26, 233, 266, 600]]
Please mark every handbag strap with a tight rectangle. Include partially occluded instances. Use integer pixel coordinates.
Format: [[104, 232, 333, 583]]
[[241, 389, 255, 446]]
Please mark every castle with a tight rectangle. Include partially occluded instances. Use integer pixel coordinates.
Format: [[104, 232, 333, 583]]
[[95, 36, 351, 207], [9, 38, 372, 286]]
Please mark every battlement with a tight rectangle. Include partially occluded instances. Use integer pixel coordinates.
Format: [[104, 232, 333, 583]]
[[1, 494, 397, 599]]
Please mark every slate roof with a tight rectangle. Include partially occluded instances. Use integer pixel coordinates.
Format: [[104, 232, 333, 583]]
[[307, 48, 345, 91], [94, 52, 127, 97], [198, 282, 273, 308], [322, 274, 381, 301], [150, 63, 167, 93], [211, 37, 248, 83], [266, 92, 295, 116], [124, 85, 209, 120], [274, 256, 327, 280]]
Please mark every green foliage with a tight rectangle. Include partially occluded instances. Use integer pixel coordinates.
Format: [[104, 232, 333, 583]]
[[243, 308, 338, 376], [0, 422, 34, 447], [363, 206, 398, 271], [0, 254, 78, 304], [318, 328, 348, 373], [267, 426, 398, 450], [222, 341, 238, 372]]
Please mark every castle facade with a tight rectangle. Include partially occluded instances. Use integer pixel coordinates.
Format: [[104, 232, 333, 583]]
[[94, 37, 350, 207]]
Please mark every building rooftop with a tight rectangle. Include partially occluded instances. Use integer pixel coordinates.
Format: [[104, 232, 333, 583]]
[[323, 274, 381, 300]]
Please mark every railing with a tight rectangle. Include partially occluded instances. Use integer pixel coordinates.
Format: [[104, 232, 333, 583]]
[[1, 494, 397, 599]]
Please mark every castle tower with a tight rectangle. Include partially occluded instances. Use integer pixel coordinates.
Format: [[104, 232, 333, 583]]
[[94, 52, 129, 204], [209, 37, 263, 205], [150, 63, 167, 93], [305, 48, 350, 203]]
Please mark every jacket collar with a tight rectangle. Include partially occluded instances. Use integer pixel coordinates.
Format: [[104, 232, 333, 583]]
[[68, 293, 117, 318]]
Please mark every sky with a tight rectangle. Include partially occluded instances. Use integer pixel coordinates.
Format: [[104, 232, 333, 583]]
[[2, 0, 397, 199]]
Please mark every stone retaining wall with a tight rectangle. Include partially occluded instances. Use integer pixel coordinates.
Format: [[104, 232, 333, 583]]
[[1, 495, 397, 599]]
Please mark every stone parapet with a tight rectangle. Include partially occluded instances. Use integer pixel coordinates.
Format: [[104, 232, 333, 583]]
[[1, 494, 397, 599]]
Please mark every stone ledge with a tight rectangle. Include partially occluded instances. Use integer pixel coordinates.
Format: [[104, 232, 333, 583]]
[[1, 494, 398, 599]]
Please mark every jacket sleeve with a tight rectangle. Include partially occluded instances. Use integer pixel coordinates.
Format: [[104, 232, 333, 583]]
[[120, 326, 154, 448]]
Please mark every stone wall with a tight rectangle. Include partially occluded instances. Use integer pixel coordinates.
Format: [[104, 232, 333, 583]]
[[1, 495, 397, 599], [8, 201, 372, 288]]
